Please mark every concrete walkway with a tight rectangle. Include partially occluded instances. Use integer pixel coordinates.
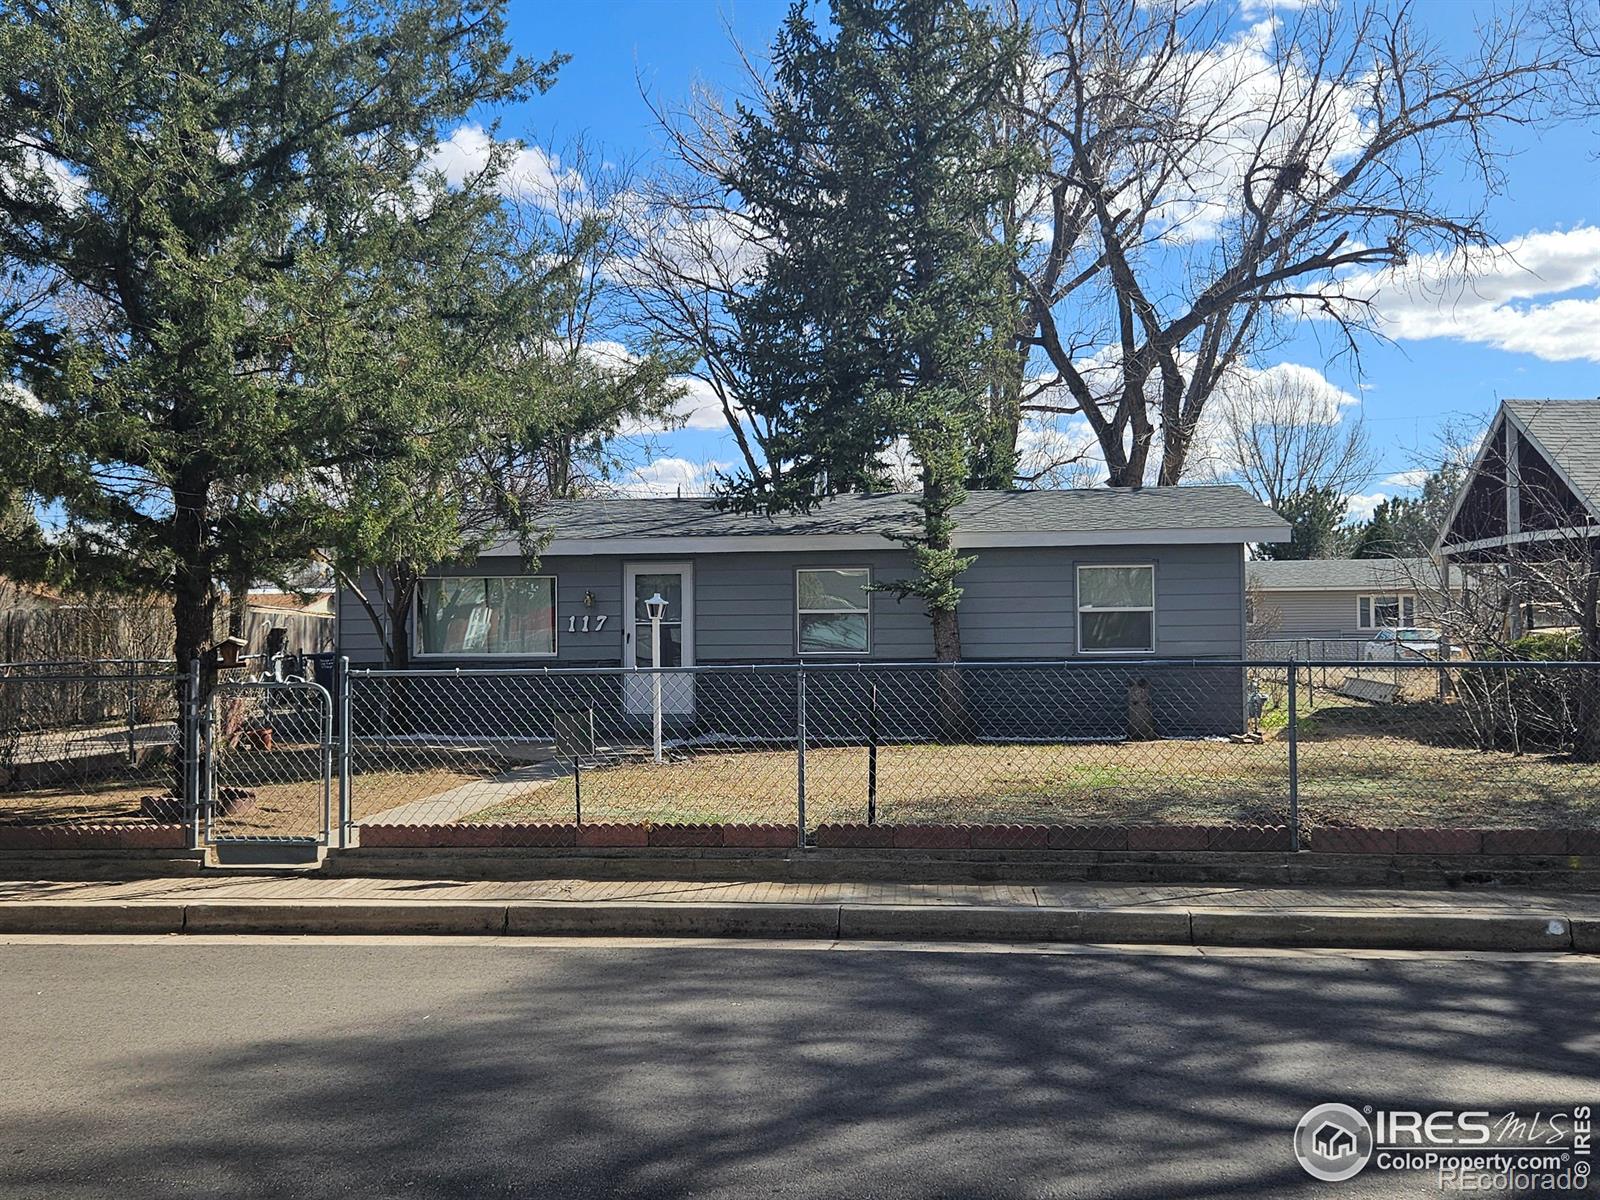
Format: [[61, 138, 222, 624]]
[[1, 875, 1598, 951], [356, 761, 570, 826]]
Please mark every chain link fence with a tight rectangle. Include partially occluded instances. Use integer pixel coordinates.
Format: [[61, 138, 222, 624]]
[[342, 659, 1600, 848], [344, 662, 1281, 834], [0, 662, 185, 826], [6, 657, 1600, 852]]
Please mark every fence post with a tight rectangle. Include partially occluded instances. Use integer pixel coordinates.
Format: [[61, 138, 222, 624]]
[[184, 658, 202, 851], [867, 680, 879, 826], [796, 665, 807, 850], [337, 656, 352, 849], [125, 660, 137, 767], [1286, 663, 1300, 852]]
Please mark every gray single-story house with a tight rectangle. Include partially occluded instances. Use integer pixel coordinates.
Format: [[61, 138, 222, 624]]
[[337, 486, 1288, 740], [1246, 557, 1455, 644]]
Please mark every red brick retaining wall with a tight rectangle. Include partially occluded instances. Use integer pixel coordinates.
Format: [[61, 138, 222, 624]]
[[6, 821, 1580, 856], [0, 824, 187, 850], [359, 822, 797, 849], [351, 821, 1599, 853]]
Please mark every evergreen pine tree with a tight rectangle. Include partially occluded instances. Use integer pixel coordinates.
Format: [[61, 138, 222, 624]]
[[725, 0, 1023, 663], [0, 0, 559, 676]]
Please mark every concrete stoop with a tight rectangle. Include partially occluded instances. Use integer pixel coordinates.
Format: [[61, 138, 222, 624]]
[[0, 898, 1592, 953]]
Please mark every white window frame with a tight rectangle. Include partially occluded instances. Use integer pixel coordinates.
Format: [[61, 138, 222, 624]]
[[795, 566, 872, 657], [623, 561, 695, 671], [412, 574, 559, 659], [1357, 593, 1416, 631], [1076, 563, 1156, 655]]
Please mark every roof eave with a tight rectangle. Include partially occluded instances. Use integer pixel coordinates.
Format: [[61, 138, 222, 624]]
[[484, 524, 1290, 557]]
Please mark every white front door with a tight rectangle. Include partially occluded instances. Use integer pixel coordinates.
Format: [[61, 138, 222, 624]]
[[623, 563, 696, 716]]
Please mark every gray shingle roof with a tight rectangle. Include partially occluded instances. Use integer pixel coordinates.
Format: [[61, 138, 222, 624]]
[[527, 485, 1286, 547], [1248, 557, 1454, 591], [1503, 399, 1600, 517]]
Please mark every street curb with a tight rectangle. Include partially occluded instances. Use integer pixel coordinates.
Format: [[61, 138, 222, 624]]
[[0, 903, 186, 934], [836, 904, 1191, 944], [0, 899, 1593, 951], [1570, 916, 1600, 954], [1189, 909, 1574, 952], [505, 901, 840, 939], [183, 902, 508, 936]]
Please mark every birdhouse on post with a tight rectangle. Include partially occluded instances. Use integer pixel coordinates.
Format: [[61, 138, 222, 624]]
[[209, 635, 249, 672]]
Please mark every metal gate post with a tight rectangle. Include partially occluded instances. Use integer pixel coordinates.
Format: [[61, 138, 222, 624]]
[[795, 666, 807, 849], [337, 657, 352, 849], [320, 680, 334, 847], [1287, 663, 1300, 851], [184, 659, 202, 851], [201, 669, 216, 846]]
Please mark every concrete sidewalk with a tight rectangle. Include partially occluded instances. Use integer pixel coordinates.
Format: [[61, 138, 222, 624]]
[[2, 874, 1598, 951]]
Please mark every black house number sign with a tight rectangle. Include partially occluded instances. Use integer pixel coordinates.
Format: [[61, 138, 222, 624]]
[[566, 614, 608, 633]]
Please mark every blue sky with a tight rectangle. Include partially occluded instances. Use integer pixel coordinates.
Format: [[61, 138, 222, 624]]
[[503, 0, 1600, 515]]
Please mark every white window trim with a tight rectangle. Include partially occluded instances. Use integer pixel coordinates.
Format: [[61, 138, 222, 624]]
[[795, 566, 872, 656], [623, 561, 695, 670], [412, 574, 559, 659], [1356, 592, 1416, 631], [1076, 563, 1157, 655]]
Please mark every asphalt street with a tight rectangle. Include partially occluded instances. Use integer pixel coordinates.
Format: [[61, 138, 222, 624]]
[[0, 937, 1593, 1199]]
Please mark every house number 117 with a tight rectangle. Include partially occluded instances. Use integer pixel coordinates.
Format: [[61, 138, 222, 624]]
[[567, 615, 608, 633]]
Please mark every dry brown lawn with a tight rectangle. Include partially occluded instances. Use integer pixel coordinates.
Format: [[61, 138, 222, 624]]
[[0, 759, 482, 838], [461, 703, 1600, 830]]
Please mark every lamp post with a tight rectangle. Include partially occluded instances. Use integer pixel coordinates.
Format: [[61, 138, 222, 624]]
[[644, 592, 667, 764]]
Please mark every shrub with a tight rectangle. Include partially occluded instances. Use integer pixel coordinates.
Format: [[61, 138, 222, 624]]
[[1458, 632, 1593, 753]]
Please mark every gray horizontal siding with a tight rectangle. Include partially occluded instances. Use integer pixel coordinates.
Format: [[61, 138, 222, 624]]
[[1253, 587, 1429, 640], [336, 541, 1247, 665]]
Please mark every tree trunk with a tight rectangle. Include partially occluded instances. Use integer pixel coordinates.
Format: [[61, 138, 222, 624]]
[[171, 464, 216, 800], [1157, 429, 1191, 486], [383, 570, 417, 736]]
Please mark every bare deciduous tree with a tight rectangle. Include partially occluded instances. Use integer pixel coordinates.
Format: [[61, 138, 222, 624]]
[[623, 80, 781, 484], [1217, 370, 1375, 509], [512, 140, 686, 498], [1009, 0, 1554, 487]]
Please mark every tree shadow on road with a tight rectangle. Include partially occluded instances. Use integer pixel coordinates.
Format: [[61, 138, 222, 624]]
[[0, 943, 1590, 1199]]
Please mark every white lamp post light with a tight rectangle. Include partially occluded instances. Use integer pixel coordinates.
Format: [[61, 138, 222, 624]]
[[644, 591, 668, 763]]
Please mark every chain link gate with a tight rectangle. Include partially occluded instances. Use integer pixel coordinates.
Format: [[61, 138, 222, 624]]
[[202, 678, 334, 846]]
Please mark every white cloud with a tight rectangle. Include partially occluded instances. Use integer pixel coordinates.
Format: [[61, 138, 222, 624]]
[[615, 457, 726, 497], [615, 374, 738, 438], [1143, 18, 1367, 244], [1331, 226, 1600, 363], [1240, 0, 1306, 13], [1382, 469, 1429, 489], [1345, 492, 1387, 522], [1, 379, 42, 414], [424, 124, 582, 205], [669, 376, 738, 431]]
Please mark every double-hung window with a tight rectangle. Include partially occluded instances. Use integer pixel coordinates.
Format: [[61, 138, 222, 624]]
[[1077, 565, 1155, 653], [416, 576, 557, 656], [796, 568, 871, 655], [1357, 594, 1415, 630]]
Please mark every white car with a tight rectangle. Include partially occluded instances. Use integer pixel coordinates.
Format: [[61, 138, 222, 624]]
[[1361, 627, 1443, 661]]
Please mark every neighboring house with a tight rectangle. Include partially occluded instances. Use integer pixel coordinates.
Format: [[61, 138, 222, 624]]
[[240, 589, 336, 658], [337, 486, 1287, 738], [1436, 398, 1600, 639], [1246, 557, 1453, 645]]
